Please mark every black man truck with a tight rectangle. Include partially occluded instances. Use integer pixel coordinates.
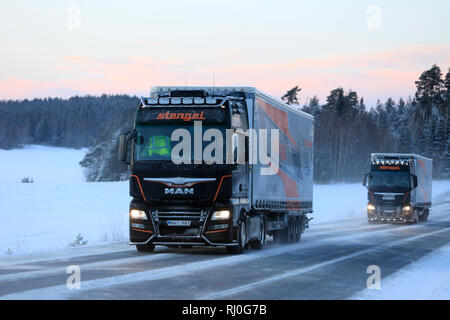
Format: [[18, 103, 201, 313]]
[[363, 153, 432, 224], [119, 86, 314, 253]]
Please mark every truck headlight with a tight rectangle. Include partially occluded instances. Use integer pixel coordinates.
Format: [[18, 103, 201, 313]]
[[130, 209, 147, 220], [402, 205, 411, 212], [212, 210, 231, 220], [367, 204, 376, 211]]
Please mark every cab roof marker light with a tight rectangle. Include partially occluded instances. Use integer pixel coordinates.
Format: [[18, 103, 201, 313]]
[[206, 97, 217, 104], [147, 98, 159, 105], [159, 97, 170, 105], [171, 97, 181, 104], [194, 97, 205, 104], [182, 98, 193, 104]]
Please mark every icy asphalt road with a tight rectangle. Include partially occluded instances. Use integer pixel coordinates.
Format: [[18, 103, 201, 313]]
[[0, 193, 449, 300]]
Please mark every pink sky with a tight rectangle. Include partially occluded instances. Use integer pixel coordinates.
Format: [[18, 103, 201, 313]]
[[1, 45, 448, 106], [1, 1, 449, 106]]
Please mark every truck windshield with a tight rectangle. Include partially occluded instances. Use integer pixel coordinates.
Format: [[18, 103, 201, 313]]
[[134, 124, 227, 163], [369, 171, 411, 190]]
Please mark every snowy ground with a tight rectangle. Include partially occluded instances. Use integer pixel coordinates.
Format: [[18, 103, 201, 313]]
[[0, 146, 129, 256], [0, 145, 449, 257], [354, 243, 450, 299]]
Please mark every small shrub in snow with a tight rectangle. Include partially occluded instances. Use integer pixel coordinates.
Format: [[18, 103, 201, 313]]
[[21, 176, 34, 183], [69, 233, 88, 247], [4, 248, 13, 255]]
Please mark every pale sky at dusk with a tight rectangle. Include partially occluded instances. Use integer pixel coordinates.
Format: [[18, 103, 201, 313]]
[[1, 0, 449, 105]]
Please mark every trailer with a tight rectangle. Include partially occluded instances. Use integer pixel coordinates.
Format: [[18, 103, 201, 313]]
[[363, 153, 432, 224], [119, 86, 314, 253]]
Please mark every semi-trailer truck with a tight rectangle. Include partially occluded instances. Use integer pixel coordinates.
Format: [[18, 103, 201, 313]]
[[119, 86, 314, 253], [363, 153, 432, 224]]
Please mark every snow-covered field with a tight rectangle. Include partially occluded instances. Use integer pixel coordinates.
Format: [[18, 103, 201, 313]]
[[0, 145, 449, 258], [0, 146, 129, 256]]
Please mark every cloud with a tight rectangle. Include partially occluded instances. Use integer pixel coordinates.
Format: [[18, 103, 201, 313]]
[[1, 45, 449, 104]]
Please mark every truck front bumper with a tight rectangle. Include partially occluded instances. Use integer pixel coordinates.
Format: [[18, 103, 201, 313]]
[[129, 202, 239, 247], [367, 209, 413, 223]]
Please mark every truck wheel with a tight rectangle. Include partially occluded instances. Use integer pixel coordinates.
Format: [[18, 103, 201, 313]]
[[286, 216, 300, 243], [250, 218, 265, 250], [227, 221, 246, 254], [409, 210, 419, 225], [294, 216, 302, 243], [273, 229, 288, 244], [419, 209, 429, 222], [136, 243, 155, 253]]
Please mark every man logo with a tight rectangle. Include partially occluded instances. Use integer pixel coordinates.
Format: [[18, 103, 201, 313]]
[[165, 187, 194, 195]]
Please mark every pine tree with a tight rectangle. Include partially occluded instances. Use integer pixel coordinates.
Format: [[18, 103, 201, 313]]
[[415, 64, 444, 119], [281, 86, 301, 105]]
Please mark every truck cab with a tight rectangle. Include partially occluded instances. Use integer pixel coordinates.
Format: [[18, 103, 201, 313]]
[[363, 153, 432, 224]]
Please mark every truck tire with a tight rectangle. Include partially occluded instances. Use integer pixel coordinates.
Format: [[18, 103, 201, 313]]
[[408, 209, 419, 225], [285, 216, 301, 243], [273, 229, 288, 244], [136, 243, 155, 253], [419, 209, 429, 222], [250, 217, 265, 250], [227, 221, 246, 254], [294, 216, 302, 243]]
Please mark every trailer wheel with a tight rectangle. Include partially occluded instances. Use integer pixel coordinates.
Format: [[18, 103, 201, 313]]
[[294, 216, 303, 243], [273, 229, 288, 244], [419, 209, 429, 222], [250, 217, 265, 250], [136, 243, 155, 253], [227, 221, 246, 254]]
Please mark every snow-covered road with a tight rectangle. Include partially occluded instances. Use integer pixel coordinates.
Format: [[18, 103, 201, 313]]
[[0, 190, 449, 299]]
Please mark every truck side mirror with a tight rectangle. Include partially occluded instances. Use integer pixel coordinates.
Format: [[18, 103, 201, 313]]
[[118, 135, 128, 163], [411, 175, 418, 188], [363, 173, 368, 187]]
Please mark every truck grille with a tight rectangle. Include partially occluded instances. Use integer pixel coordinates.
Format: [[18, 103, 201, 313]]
[[379, 205, 401, 214], [152, 210, 207, 222], [152, 210, 207, 237]]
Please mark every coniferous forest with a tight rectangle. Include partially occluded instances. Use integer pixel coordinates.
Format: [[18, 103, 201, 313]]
[[0, 65, 449, 183]]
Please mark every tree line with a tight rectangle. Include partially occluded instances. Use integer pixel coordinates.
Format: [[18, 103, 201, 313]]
[[282, 64, 449, 182], [0, 65, 448, 182]]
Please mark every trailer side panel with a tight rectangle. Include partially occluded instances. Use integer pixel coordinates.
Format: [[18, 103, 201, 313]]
[[251, 92, 314, 212]]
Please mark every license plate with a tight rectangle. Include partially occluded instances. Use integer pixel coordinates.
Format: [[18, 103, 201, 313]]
[[167, 220, 191, 227]]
